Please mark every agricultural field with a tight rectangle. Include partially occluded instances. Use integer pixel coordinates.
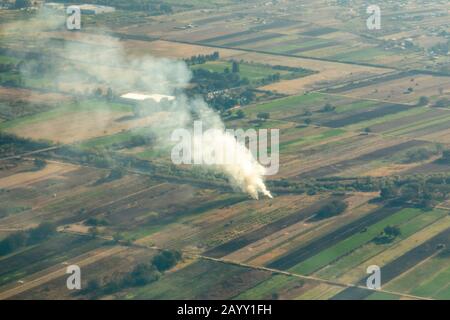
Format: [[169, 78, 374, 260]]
[[1, 0, 450, 302]]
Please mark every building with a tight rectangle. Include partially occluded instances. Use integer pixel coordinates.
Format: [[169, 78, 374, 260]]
[[120, 93, 175, 104]]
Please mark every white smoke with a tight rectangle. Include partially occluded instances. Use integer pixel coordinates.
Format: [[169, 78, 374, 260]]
[[8, 10, 273, 200], [189, 101, 273, 200]]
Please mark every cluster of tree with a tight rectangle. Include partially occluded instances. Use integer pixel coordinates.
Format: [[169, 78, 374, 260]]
[[84, 217, 109, 227], [51, 145, 228, 188], [271, 173, 450, 209], [417, 96, 430, 106], [309, 199, 348, 221], [82, 250, 182, 297], [440, 150, 450, 163], [373, 226, 401, 245], [255, 73, 281, 86], [190, 68, 249, 93], [380, 181, 436, 209], [271, 65, 311, 73], [433, 98, 450, 108], [94, 168, 124, 185], [256, 112, 270, 121], [96, 134, 155, 152], [0, 100, 52, 121], [402, 147, 439, 164], [0, 222, 56, 256], [32, 158, 47, 171], [0, 63, 17, 73], [184, 52, 219, 66], [0, 132, 52, 158], [430, 41, 450, 56], [208, 89, 256, 112], [92, 87, 114, 101], [321, 103, 336, 113]]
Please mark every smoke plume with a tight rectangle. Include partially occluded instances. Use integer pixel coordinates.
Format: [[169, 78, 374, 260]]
[[6, 9, 272, 199]]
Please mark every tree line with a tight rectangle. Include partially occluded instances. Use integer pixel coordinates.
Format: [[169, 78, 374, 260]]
[[0, 222, 56, 256]]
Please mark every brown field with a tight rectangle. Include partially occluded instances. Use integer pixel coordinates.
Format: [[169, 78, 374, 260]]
[[0, 87, 72, 106], [248, 196, 379, 266], [137, 193, 320, 252], [0, 245, 128, 300], [0, 161, 78, 189], [224, 192, 377, 263], [7, 110, 168, 144], [222, 53, 393, 95], [340, 74, 450, 104], [279, 134, 410, 178], [124, 40, 240, 59]]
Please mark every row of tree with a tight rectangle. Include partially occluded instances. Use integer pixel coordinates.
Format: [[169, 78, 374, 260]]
[[0, 222, 56, 256], [184, 52, 220, 66], [82, 249, 182, 297]]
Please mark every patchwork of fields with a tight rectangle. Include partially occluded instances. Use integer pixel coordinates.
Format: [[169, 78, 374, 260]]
[[1, 0, 450, 301]]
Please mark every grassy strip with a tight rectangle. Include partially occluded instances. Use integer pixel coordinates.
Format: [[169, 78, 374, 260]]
[[289, 208, 424, 275]]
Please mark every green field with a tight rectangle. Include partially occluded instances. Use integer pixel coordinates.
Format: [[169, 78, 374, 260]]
[[234, 274, 300, 300], [315, 209, 447, 281], [280, 128, 346, 153], [385, 249, 450, 299], [243, 93, 325, 118], [191, 61, 290, 83], [289, 208, 435, 276], [0, 99, 132, 132]]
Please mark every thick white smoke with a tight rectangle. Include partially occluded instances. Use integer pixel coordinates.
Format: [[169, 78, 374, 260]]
[[198, 130, 273, 199], [8, 10, 272, 199], [189, 101, 273, 200]]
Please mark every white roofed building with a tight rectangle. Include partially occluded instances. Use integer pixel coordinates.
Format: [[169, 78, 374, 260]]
[[120, 93, 175, 103]]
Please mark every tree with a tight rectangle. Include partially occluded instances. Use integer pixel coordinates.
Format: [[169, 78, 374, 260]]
[[28, 222, 56, 244], [312, 200, 348, 221], [235, 109, 245, 119], [84, 279, 100, 293], [434, 98, 450, 108], [152, 250, 182, 272], [33, 159, 47, 170], [441, 150, 450, 163], [373, 225, 401, 244], [88, 227, 99, 239], [232, 61, 240, 73], [123, 263, 160, 286], [257, 112, 270, 121], [380, 184, 398, 200], [303, 110, 312, 117], [240, 90, 255, 105], [322, 103, 336, 112], [0, 232, 27, 256], [106, 87, 113, 101], [384, 226, 401, 238], [417, 96, 430, 106], [112, 233, 124, 244]]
